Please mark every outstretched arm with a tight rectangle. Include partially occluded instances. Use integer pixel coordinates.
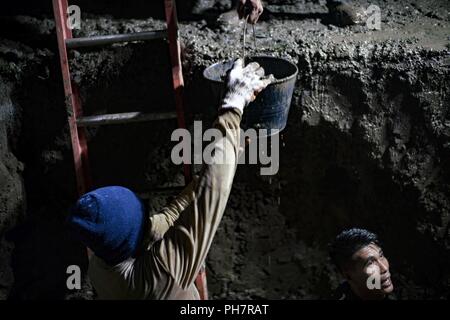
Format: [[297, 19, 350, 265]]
[[145, 179, 196, 246], [150, 59, 274, 289]]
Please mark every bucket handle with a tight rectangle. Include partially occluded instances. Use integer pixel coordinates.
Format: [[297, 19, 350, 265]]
[[242, 15, 257, 62]]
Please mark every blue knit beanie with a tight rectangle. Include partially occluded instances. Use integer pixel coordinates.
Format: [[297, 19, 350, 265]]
[[67, 186, 147, 265]]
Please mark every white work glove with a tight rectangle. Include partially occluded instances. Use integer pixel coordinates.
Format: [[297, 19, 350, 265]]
[[221, 58, 275, 114]]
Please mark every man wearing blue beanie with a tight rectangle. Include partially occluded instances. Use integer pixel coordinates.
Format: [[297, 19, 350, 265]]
[[67, 58, 274, 299]]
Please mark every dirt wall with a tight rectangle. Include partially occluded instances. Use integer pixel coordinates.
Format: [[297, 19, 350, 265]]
[[0, 0, 448, 299]]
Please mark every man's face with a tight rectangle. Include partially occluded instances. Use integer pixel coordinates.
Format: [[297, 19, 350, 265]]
[[344, 243, 394, 299]]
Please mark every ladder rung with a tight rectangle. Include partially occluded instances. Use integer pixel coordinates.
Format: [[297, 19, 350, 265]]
[[77, 111, 178, 127], [66, 30, 168, 49]]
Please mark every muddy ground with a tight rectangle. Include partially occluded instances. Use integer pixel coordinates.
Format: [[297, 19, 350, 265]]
[[0, 0, 449, 299]]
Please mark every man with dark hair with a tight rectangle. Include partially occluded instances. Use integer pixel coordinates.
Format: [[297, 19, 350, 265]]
[[329, 228, 394, 300]]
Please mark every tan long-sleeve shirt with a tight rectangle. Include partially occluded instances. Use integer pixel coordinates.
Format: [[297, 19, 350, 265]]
[[88, 109, 242, 299]]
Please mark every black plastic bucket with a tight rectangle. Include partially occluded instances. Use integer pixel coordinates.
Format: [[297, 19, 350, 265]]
[[203, 56, 298, 136]]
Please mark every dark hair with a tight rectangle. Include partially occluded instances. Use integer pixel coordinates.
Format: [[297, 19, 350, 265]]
[[329, 228, 380, 271]]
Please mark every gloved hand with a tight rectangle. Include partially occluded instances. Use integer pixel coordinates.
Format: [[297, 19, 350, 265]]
[[237, 0, 264, 24], [220, 58, 275, 114]]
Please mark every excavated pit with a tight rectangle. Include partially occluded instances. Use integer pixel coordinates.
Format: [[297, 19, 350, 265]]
[[0, 0, 449, 299]]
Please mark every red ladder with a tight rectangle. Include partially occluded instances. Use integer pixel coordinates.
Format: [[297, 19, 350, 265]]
[[52, 0, 208, 300]]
